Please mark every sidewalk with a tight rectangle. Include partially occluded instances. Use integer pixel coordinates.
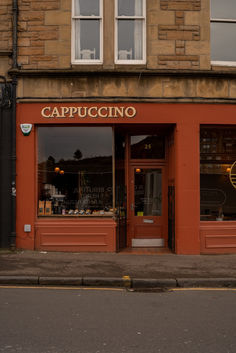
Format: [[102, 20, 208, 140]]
[[0, 249, 236, 288]]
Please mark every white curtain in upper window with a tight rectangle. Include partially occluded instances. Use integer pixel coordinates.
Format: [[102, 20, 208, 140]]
[[134, 0, 143, 60], [75, 0, 80, 59]]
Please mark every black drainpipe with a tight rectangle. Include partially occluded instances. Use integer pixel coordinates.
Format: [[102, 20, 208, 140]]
[[10, 0, 18, 249]]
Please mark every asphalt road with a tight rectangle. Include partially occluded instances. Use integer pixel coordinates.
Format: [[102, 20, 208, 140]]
[[0, 286, 235, 353]]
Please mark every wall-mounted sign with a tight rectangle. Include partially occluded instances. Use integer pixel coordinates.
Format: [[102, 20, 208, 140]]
[[20, 123, 32, 136], [41, 106, 136, 119]]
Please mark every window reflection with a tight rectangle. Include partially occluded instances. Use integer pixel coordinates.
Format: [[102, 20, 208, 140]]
[[211, 23, 236, 62], [75, 20, 100, 60], [211, 0, 236, 19], [75, 0, 100, 16], [118, 20, 143, 61], [38, 127, 113, 217], [200, 128, 236, 221], [118, 0, 143, 16]]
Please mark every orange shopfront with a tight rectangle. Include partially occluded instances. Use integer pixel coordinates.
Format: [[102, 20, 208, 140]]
[[16, 103, 236, 254]]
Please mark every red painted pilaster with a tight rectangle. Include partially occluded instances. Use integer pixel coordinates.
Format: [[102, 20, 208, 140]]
[[175, 122, 200, 254]]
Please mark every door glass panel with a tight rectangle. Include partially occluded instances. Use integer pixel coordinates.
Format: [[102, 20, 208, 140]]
[[131, 135, 165, 159], [134, 169, 162, 216]]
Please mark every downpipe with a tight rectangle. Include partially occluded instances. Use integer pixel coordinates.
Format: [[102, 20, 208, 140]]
[[10, 0, 18, 249]]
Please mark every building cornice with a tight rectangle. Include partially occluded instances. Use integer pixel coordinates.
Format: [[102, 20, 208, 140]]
[[8, 68, 236, 79]]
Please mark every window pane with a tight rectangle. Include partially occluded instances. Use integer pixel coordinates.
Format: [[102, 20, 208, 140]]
[[131, 135, 165, 159], [211, 0, 236, 19], [75, 20, 100, 60], [200, 128, 236, 221], [118, 20, 143, 60], [135, 169, 162, 216], [118, 0, 143, 16], [211, 23, 236, 62], [74, 0, 100, 16], [38, 127, 113, 217]]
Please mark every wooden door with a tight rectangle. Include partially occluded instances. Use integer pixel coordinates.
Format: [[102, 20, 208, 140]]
[[129, 165, 165, 247]]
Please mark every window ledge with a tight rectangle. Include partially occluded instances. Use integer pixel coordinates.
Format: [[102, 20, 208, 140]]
[[211, 62, 236, 70]]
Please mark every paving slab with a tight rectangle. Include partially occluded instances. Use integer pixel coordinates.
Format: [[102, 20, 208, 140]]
[[0, 250, 236, 288]]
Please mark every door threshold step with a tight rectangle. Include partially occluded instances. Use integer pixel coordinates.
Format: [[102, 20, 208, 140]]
[[132, 238, 165, 247]]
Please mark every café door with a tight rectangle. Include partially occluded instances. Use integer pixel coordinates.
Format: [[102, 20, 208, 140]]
[[129, 165, 165, 247]]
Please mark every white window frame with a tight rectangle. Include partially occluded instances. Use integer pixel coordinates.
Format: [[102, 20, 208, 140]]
[[71, 0, 103, 64], [115, 0, 146, 65], [211, 16, 236, 66]]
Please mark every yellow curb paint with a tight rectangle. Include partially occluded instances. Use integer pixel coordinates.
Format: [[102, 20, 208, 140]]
[[0, 285, 124, 291], [122, 275, 131, 288]]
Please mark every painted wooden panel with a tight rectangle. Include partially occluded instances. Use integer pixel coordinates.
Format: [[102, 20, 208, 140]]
[[35, 219, 117, 252], [200, 222, 236, 254]]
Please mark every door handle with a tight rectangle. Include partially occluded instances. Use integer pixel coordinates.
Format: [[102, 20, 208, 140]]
[[131, 203, 134, 211]]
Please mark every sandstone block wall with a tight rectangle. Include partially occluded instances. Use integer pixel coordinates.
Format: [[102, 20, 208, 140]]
[[0, 0, 12, 52], [147, 0, 210, 69], [0, 0, 12, 75], [15, 0, 210, 70], [18, 0, 70, 69], [17, 75, 236, 101]]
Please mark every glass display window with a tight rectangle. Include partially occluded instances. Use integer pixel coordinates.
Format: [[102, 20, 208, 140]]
[[200, 127, 236, 221], [38, 127, 113, 217]]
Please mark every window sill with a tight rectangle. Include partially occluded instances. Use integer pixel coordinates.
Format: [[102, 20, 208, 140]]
[[38, 213, 114, 218], [71, 61, 103, 65], [211, 61, 236, 70]]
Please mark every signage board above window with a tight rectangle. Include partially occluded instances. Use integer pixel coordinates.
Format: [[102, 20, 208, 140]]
[[41, 105, 137, 119]]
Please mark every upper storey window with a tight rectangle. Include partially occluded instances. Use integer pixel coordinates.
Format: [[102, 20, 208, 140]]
[[115, 0, 146, 64], [72, 0, 103, 64], [211, 0, 236, 66]]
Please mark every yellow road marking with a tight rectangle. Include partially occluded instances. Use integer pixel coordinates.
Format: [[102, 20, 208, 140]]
[[172, 288, 236, 291], [1, 286, 236, 292], [0, 285, 124, 291]]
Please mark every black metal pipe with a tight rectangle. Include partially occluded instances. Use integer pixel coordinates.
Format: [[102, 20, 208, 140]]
[[10, 0, 18, 248], [12, 0, 18, 69], [0, 76, 13, 248], [10, 77, 16, 249]]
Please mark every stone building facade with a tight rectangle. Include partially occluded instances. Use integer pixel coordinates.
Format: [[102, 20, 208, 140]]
[[1, 0, 236, 253]]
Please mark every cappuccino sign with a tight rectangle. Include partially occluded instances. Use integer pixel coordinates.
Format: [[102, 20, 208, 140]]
[[41, 106, 137, 119]]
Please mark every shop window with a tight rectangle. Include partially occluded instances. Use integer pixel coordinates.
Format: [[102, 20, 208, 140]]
[[130, 135, 165, 159], [211, 0, 236, 66], [115, 131, 127, 249], [72, 0, 103, 64], [38, 127, 113, 217], [115, 0, 146, 64], [200, 127, 236, 221]]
